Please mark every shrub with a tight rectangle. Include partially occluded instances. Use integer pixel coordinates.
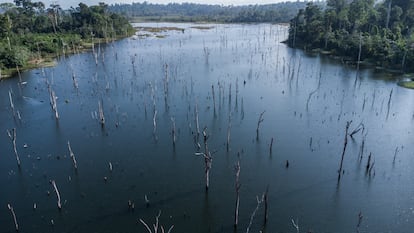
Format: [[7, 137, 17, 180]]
[[0, 46, 30, 68]]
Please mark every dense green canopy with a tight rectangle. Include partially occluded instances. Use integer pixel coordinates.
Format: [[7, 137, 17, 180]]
[[0, 0, 134, 70], [288, 0, 414, 72], [109, 1, 308, 23]]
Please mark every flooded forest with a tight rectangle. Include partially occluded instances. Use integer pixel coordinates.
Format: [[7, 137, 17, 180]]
[[1, 1, 414, 233]]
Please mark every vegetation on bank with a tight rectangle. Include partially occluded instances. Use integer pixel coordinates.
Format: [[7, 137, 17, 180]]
[[0, 0, 134, 78], [109, 2, 308, 23], [287, 0, 414, 73]]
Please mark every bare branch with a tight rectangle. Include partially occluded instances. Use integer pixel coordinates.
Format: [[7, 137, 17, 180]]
[[246, 194, 264, 233], [350, 122, 365, 139], [153, 110, 158, 136], [256, 111, 266, 140], [234, 159, 241, 228], [139, 219, 153, 233], [171, 117, 176, 146], [67, 141, 77, 170], [139, 211, 173, 233], [6, 128, 20, 166], [338, 121, 352, 182], [7, 203, 19, 231], [51, 180, 62, 209], [166, 225, 174, 233], [98, 100, 105, 126], [291, 218, 299, 233]]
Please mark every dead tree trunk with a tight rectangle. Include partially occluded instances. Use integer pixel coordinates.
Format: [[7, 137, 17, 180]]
[[227, 114, 231, 152], [171, 117, 176, 147], [50, 180, 62, 210], [241, 97, 244, 120], [49, 88, 59, 120], [234, 159, 241, 228], [306, 72, 322, 111], [67, 141, 77, 170], [366, 153, 372, 173], [203, 128, 212, 191], [338, 121, 351, 182], [291, 218, 299, 233], [235, 79, 239, 112], [153, 110, 158, 140], [386, 88, 393, 120], [195, 127, 213, 191], [269, 137, 274, 155], [7, 128, 20, 167], [246, 194, 264, 233], [139, 211, 174, 233], [354, 32, 362, 87], [256, 111, 265, 140], [8, 89, 15, 117], [16, 66, 22, 84], [98, 100, 105, 126], [164, 63, 169, 111], [386, 0, 392, 29], [350, 122, 365, 139], [7, 204, 19, 231], [212, 85, 216, 117]]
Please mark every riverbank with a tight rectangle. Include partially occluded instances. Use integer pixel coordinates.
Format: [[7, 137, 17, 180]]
[[0, 33, 134, 80], [0, 2, 134, 80]]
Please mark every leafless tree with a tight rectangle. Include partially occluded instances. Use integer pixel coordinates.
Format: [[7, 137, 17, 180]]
[[7, 204, 19, 231], [338, 121, 351, 182], [7, 128, 20, 167], [234, 159, 241, 228], [50, 180, 62, 209], [256, 111, 266, 140], [139, 210, 174, 233], [67, 141, 77, 169]]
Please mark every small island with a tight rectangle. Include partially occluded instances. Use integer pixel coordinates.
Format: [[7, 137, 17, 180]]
[[0, 0, 134, 78]]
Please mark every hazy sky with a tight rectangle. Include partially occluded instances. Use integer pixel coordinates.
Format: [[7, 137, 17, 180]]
[[0, 0, 293, 9]]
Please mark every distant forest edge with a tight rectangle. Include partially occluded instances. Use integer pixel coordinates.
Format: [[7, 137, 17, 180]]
[[108, 1, 308, 23], [0, 0, 311, 78], [0, 0, 134, 77], [287, 0, 414, 73]]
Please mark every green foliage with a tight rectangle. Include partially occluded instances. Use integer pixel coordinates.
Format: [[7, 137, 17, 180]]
[[0, 0, 133, 72], [0, 45, 30, 68], [109, 2, 308, 23], [288, 0, 414, 72]]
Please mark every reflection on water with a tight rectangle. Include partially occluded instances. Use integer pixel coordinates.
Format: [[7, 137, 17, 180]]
[[1, 23, 414, 233]]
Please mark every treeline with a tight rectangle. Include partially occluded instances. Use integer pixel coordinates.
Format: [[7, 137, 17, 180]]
[[287, 0, 414, 72], [0, 0, 134, 71], [109, 1, 309, 23]]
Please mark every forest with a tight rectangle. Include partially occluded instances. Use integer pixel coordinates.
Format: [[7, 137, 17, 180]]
[[109, 1, 309, 23], [287, 0, 414, 72], [0, 0, 134, 76]]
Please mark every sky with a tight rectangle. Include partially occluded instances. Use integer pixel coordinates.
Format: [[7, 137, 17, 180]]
[[0, 0, 295, 9]]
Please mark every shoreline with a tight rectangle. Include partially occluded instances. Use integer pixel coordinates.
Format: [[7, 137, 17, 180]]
[[0, 34, 134, 80]]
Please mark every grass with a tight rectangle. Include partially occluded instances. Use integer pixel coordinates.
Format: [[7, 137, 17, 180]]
[[398, 81, 414, 89], [191, 26, 215, 30], [0, 58, 56, 79], [135, 26, 185, 33]]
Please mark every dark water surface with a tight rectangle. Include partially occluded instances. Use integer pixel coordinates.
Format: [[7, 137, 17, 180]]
[[1, 23, 414, 233]]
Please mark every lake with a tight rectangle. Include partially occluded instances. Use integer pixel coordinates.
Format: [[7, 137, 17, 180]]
[[1, 23, 413, 233]]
